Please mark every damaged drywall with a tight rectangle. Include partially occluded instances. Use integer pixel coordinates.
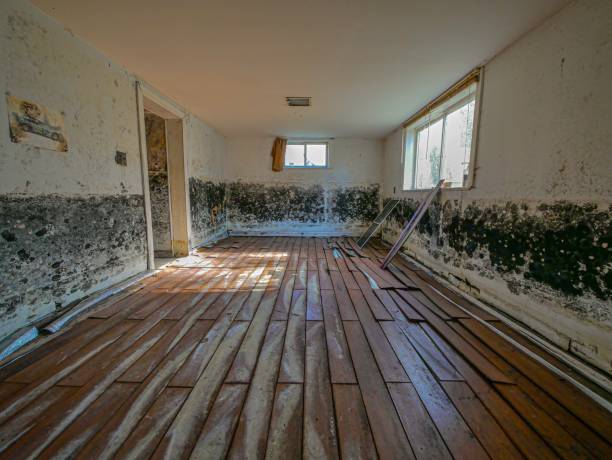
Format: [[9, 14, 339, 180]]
[[145, 112, 171, 255], [380, 0, 612, 372], [189, 178, 227, 244], [384, 199, 610, 320], [227, 182, 379, 235], [0, 194, 146, 337], [0, 0, 229, 341]]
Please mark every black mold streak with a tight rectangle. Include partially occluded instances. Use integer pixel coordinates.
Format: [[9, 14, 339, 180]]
[[189, 178, 227, 245], [227, 182, 380, 227], [384, 197, 611, 320], [149, 172, 171, 253], [0, 194, 146, 324]]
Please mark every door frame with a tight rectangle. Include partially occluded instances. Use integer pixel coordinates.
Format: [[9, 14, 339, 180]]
[[136, 81, 190, 269]]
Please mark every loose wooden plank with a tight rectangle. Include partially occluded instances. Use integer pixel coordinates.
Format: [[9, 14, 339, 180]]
[[271, 271, 296, 320], [448, 320, 611, 458], [190, 384, 249, 460], [330, 271, 358, 321], [59, 320, 174, 386], [399, 293, 514, 384], [421, 323, 559, 460], [387, 383, 452, 460], [332, 384, 378, 460], [324, 249, 339, 271], [441, 381, 523, 460], [361, 258, 405, 289], [118, 319, 212, 383], [151, 321, 248, 459], [304, 321, 339, 459], [228, 321, 287, 459], [459, 318, 612, 441], [339, 265, 359, 290], [397, 290, 451, 321], [34, 383, 137, 459], [343, 321, 415, 460], [387, 290, 424, 321], [266, 383, 303, 459], [380, 321, 488, 460], [352, 277, 393, 321], [495, 384, 592, 460], [0, 386, 75, 453], [170, 283, 262, 387], [5, 319, 136, 385], [295, 259, 308, 290], [321, 290, 357, 384], [226, 291, 279, 383], [278, 290, 306, 383], [111, 387, 190, 459], [318, 259, 333, 290], [399, 322, 463, 381], [306, 270, 323, 320], [348, 289, 409, 383]]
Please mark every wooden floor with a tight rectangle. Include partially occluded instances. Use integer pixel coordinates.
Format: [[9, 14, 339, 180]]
[[0, 237, 610, 459]]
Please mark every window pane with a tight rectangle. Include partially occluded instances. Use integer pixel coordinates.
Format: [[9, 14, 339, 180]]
[[305, 144, 327, 166], [285, 144, 305, 166], [442, 100, 475, 187], [414, 118, 443, 189]]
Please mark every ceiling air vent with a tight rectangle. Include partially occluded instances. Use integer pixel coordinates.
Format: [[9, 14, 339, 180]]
[[286, 97, 311, 107]]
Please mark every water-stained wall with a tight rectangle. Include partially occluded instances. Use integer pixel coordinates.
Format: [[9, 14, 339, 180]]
[[225, 138, 383, 235], [227, 182, 379, 235], [381, 0, 612, 373], [0, 0, 227, 339], [185, 115, 227, 247], [145, 111, 171, 255]]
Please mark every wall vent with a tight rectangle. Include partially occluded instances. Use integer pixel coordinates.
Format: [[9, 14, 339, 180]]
[[286, 97, 311, 107]]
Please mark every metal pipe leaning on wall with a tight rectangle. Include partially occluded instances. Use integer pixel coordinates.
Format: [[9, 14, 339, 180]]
[[0, 327, 39, 362], [42, 270, 154, 334]]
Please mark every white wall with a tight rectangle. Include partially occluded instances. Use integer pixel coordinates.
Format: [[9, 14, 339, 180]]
[[0, 0, 227, 338], [382, 0, 612, 372], [226, 137, 383, 185]]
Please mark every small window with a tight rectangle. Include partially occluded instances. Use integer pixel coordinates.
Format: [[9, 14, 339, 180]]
[[285, 142, 328, 168], [404, 84, 477, 190]]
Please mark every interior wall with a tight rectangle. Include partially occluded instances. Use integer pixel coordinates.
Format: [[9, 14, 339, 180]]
[[381, 0, 612, 373], [185, 114, 227, 248], [144, 111, 172, 255], [225, 137, 383, 235], [0, 0, 227, 339]]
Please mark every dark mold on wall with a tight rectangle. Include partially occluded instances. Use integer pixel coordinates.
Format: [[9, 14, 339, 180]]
[[329, 185, 380, 223], [0, 193, 146, 328], [149, 172, 171, 253], [383, 197, 611, 321], [227, 182, 325, 224], [145, 111, 171, 254], [189, 178, 227, 245], [227, 182, 380, 228]]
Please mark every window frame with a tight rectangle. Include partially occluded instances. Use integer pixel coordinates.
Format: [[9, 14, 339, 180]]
[[402, 78, 482, 192], [284, 141, 329, 169]]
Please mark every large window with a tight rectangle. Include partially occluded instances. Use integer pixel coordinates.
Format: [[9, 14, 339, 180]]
[[285, 142, 328, 168], [403, 85, 477, 190]]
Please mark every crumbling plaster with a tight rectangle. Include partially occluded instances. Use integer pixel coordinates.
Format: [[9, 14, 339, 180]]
[[381, 0, 612, 372]]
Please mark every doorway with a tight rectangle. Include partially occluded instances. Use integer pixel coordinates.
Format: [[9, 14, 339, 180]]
[[136, 83, 190, 269]]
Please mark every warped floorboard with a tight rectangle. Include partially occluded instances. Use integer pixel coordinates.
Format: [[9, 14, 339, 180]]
[[0, 236, 610, 459]]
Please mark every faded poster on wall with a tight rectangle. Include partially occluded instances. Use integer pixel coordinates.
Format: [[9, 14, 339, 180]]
[[7, 95, 68, 152]]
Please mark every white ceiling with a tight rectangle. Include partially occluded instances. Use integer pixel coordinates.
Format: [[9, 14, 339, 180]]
[[32, 0, 569, 139]]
